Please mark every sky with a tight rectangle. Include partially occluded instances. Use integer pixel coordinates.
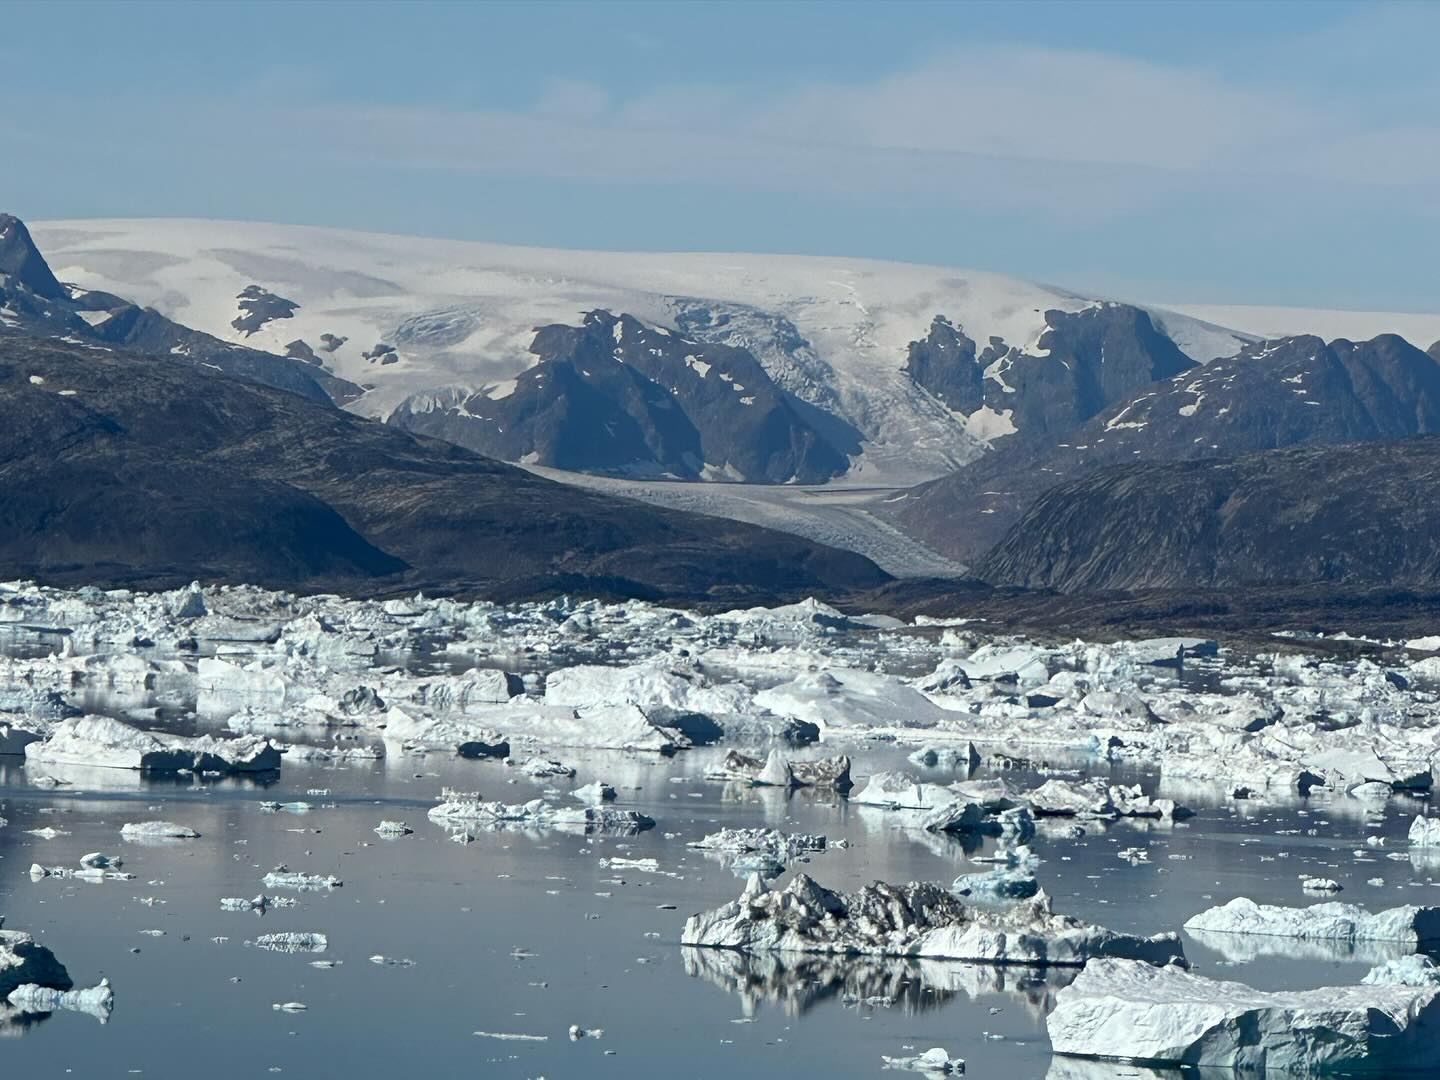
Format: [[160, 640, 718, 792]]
[[4, 0, 1437, 310]]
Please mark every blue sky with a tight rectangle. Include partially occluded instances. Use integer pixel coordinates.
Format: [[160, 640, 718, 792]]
[[5, 0, 1437, 310]]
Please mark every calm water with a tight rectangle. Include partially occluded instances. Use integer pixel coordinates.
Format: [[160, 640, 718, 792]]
[[2, 734, 1434, 1079]]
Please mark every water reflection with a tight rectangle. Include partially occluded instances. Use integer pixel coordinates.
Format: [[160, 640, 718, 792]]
[[1184, 926, 1425, 967], [682, 947, 1076, 1019]]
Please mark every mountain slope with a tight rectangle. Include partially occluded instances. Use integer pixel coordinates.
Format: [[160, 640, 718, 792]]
[[0, 215, 360, 406], [389, 310, 855, 481], [904, 302, 1196, 442], [896, 333, 1440, 563], [29, 217, 1248, 484], [0, 334, 887, 602], [974, 436, 1440, 592]]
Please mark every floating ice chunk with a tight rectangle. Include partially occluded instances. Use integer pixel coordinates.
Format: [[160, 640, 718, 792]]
[[28, 715, 279, 773], [690, 828, 826, 869], [380, 707, 509, 757], [1184, 896, 1440, 947], [253, 932, 328, 954], [220, 895, 289, 912], [952, 645, 1049, 686], [683, 875, 1183, 967], [512, 757, 575, 779], [544, 661, 752, 717], [882, 1047, 964, 1074], [908, 743, 981, 770], [373, 820, 413, 837], [1410, 815, 1440, 848], [1047, 958, 1440, 1073], [1363, 954, 1440, 986], [195, 656, 288, 712], [30, 863, 132, 882], [1301, 877, 1343, 893], [952, 867, 1039, 901], [262, 871, 342, 891], [428, 797, 654, 834], [261, 801, 314, 814], [77, 853, 122, 869], [7, 978, 113, 1022], [120, 821, 200, 841], [755, 669, 953, 733], [1114, 637, 1218, 667], [409, 669, 523, 712], [571, 781, 616, 804]]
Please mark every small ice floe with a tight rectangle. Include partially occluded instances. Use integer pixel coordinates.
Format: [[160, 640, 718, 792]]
[[568, 1024, 603, 1040], [220, 895, 295, 912], [1301, 876, 1343, 893], [252, 932, 328, 954], [474, 1030, 548, 1041], [373, 820, 413, 837], [511, 756, 575, 779], [881, 1047, 964, 1074], [272, 1001, 308, 1012], [262, 870, 342, 891], [428, 797, 654, 835], [120, 821, 200, 842], [7, 979, 114, 1023], [260, 801, 314, 814], [571, 781, 616, 804], [30, 863, 132, 882]]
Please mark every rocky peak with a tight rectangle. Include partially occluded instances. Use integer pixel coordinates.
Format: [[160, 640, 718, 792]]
[[0, 213, 66, 301]]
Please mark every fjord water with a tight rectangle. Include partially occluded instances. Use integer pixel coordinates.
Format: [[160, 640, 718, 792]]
[[2, 742, 1432, 1079]]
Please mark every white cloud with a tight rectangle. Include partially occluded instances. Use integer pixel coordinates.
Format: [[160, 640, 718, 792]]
[[280, 40, 1440, 225]]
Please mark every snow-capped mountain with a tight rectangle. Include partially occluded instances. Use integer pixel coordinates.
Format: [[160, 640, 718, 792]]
[[30, 217, 1249, 485]]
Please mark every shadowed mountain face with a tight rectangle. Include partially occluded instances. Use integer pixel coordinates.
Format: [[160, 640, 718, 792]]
[[0, 213, 360, 406], [898, 333, 1440, 564], [0, 335, 888, 602], [388, 310, 853, 482], [974, 436, 1440, 593], [903, 303, 1198, 442]]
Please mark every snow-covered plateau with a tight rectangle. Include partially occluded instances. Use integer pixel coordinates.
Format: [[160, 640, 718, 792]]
[[29, 218, 1247, 485]]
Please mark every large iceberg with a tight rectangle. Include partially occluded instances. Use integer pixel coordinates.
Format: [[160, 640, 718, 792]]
[[1185, 896, 1440, 948], [682, 874, 1183, 967], [26, 715, 279, 773], [1048, 958, 1440, 1073]]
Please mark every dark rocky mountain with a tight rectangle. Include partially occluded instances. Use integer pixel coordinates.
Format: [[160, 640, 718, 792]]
[[0, 214, 359, 406], [974, 436, 1440, 593], [903, 303, 1197, 442], [898, 333, 1440, 564], [388, 309, 853, 482], [232, 284, 298, 335], [0, 334, 886, 603]]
